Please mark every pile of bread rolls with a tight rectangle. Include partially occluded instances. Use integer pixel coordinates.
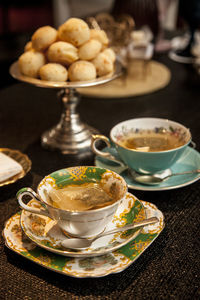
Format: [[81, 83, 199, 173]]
[[18, 18, 116, 82]]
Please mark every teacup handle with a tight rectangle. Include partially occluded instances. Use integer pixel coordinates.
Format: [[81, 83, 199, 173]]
[[17, 187, 51, 218], [190, 140, 196, 148], [91, 134, 126, 167]]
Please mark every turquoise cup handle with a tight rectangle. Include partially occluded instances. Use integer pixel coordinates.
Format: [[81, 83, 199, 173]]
[[91, 134, 126, 167]]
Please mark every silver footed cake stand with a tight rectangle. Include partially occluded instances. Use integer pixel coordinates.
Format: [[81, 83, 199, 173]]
[[10, 61, 123, 155]]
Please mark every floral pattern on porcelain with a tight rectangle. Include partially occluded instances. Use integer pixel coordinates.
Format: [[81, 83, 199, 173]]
[[114, 126, 188, 144], [19, 193, 146, 257], [39, 166, 126, 190], [3, 198, 164, 278]]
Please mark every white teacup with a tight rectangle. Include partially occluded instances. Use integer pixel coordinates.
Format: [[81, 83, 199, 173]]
[[17, 166, 127, 238]]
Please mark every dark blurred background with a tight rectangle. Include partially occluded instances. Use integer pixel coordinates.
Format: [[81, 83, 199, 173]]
[[0, 0, 198, 88]]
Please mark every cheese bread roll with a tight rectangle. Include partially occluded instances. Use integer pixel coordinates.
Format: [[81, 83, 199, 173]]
[[68, 60, 96, 81], [18, 51, 46, 78], [24, 41, 33, 52], [92, 52, 114, 76], [102, 48, 116, 63], [47, 41, 78, 65], [58, 18, 90, 47], [32, 26, 57, 51], [78, 39, 102, 60], [39, 63, 68, 82], [90, 29, 109, 47]]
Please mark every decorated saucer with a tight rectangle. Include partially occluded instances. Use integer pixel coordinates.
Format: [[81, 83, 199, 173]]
[[3, 198, 164, 278], [19, 193, 146, 258], [95, 146, 200, 191]]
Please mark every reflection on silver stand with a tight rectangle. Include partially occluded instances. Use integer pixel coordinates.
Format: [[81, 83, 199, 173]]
[[10, 61, 123, 155], [41, 88, 99, 154]]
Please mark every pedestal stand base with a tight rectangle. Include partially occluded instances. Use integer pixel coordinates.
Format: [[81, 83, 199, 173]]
[[41, 125, 99, 155], [41, 88, 99, 155]]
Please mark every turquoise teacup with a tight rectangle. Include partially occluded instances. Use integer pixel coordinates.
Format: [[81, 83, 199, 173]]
[[91, 118, 192, 174]]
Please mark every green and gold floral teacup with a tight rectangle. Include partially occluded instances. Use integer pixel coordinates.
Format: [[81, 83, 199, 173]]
[[17, 166, 127, 238]]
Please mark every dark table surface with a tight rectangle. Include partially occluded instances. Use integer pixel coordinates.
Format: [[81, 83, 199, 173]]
[[0, 53, 199, 299]]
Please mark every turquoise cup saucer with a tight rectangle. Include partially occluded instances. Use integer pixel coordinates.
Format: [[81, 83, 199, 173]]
[[95, 146, 200, 191]]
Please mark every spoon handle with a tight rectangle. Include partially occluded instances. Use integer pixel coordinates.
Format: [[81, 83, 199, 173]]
[[169, 169, 200, 177], [97, 217, 159, 239]]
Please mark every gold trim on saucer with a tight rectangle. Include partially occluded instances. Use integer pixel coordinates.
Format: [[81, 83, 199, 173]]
[[0, 148, 31, 187]]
